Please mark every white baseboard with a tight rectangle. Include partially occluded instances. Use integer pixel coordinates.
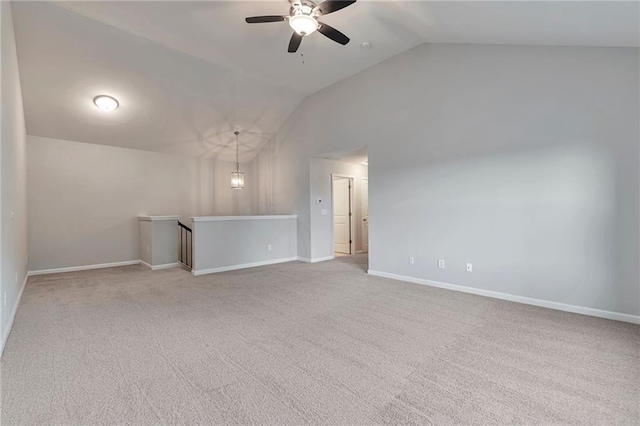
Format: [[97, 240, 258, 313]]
[[297, 255, 335, 263], [367, 270, 640, 325], [192, 257, 298, 276], [28, 260, 141, 276], [1, 274, 29, 357], [140, 261, 179, 271], [151, 262, 180, 271]]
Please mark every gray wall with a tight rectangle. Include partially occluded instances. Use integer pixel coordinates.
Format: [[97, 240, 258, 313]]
[[138, 217, 180, 267], [252, 110, 312, 258], [256, 44, 640, 316], [152, 219, 179, 266], [27, 135, 218, 271], [1, 1, 28, 351], [192, 216, 297, 274], [138, 219, 152, 266]]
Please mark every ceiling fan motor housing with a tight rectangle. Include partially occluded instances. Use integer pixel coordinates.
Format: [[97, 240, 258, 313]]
[[290, 0, 318, 17]]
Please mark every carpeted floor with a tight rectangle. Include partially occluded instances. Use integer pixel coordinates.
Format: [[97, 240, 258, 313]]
[[2, 254, 639, 425]]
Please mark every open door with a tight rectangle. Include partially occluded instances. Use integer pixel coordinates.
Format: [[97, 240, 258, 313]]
[[362, 177, 368, 253], [333, 177, 352, 254]]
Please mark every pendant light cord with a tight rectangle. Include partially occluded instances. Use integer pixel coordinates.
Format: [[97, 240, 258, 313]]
[[234, 131, 240, 171]]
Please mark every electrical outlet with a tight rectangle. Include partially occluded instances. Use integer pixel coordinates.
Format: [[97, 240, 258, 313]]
[[267, 244, 272, 252], [466, 263, 473, 272], [321, 209, 328, 216], [438, 259, 445, 269], [11, 208, 15, 220], [409, 256, 414, 265]]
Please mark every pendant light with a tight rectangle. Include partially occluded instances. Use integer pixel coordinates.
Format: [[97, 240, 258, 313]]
[[231, 131, 245, 189]]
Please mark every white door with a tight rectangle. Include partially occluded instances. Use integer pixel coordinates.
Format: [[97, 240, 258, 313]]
[[362, 178, 369, 253], [333, 178, 351, 254]]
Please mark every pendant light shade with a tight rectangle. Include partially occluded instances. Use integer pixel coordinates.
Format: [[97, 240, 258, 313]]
[[231, 170, 244, 189], [231, 131, 245, 189]]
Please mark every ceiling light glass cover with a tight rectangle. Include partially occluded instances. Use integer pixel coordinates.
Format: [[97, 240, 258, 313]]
[[289, 14, 318, 35], [93, 95, 119, 111], [231, 131, 245, 189]]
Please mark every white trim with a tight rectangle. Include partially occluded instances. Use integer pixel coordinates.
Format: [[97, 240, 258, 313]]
[[151, 262, 180, 271], [28, 260, 140, 276], [367, 270, 640, 325], [191, 215, 297, 222], [297, 255, 335, 263], [138, 215, 180, 221], [192, 257, 298, 276], [361, 176, 369, 254], [1, 274, 28, 357], [140, 260, 178, 271]]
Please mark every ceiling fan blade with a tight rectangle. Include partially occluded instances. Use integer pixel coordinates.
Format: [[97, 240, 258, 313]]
[[288, 32, 303, 53], [317, 23, 350, 45], [245, 16, 286, 24], [313, 0, 356, 16]]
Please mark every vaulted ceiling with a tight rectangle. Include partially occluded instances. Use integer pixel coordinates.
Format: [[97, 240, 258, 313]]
[[12, 1, 639, 162]]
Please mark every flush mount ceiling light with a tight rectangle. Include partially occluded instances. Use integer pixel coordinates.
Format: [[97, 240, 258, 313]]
[[93, 95, 119, 111], [231, 131, 245, 189]]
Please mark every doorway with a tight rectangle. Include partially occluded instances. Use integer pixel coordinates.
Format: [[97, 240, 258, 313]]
[[361, 177, 368, 253], [332, 175, 354, 255]]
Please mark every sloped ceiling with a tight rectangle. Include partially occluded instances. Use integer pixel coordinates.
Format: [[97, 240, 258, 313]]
[[12, 1, 639, 162]]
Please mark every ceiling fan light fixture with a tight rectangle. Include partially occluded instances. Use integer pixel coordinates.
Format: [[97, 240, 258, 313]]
[[289, 14, 318, 36]]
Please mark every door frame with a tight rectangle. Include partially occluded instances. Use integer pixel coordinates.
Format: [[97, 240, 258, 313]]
[[361, 177, 368, 253], [331, 173, 355, 255]]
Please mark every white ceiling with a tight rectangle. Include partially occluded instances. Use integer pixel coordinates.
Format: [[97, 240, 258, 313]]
[[320, 145, 369, 165], [13, 1, 639, 162]]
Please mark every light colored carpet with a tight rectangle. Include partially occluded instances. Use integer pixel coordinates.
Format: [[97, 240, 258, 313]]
[[1, 255, 639, 425]]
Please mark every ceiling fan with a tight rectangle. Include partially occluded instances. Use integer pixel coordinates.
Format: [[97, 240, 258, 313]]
[[245, 0, 356, 53]]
